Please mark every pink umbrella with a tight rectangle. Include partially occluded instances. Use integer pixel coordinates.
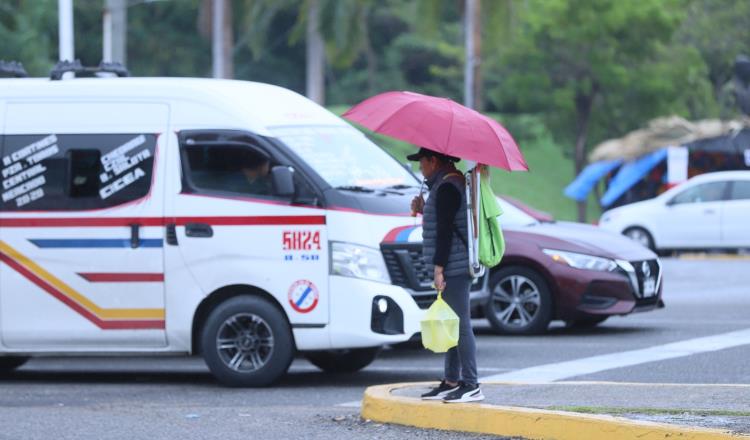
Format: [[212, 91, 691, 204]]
[[343, 91, 528, 171]]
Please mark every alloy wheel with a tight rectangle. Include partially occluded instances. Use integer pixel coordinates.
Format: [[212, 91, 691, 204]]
[[216, 313, 274, 372], [491, 275, 541, 328]]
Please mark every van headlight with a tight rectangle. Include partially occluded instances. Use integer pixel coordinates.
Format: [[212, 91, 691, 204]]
[[542, 249, 617, 272], [331, 242, 391, 284]]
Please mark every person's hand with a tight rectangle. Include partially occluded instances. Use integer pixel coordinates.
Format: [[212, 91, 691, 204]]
[[411, 194, 425, 216], [434, 266, 446, 291]]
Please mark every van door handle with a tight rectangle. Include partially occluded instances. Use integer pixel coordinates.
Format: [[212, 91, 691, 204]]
[[185, 223, 213, 238], [130, 224, 141, 248]]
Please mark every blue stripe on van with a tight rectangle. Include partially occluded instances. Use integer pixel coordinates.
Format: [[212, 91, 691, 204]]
[[395, 227, 417, 243], [29, 239, 164, 249]]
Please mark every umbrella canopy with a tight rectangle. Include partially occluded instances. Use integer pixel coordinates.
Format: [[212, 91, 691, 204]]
[[343, 91, 528, 171]]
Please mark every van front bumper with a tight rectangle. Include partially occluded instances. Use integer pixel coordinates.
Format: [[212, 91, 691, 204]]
[[293, 276, 423, 351]]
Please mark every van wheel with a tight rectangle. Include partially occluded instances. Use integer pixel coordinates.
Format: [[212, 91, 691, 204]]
[[0, 356, 29, 372], [305, 348, 380, 373], [483, 266, 553, 335], [201, 296, 293, 387]]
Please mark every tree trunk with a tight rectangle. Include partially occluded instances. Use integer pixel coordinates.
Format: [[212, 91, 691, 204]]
[[306, 0, 325, 105], [574, 89, 596, 222], [211, 0, 233, 78], [222, 0, 233, 78], [362, 15, 377, 95]]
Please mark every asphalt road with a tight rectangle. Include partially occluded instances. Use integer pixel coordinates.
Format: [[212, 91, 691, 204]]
[[0, 258, 747, 439]]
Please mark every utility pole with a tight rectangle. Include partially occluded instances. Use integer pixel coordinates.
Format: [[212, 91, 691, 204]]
[[306, 0, 325, 105], [58, 0, 74, 62], [103, 0, 127, 64], [211, 0, 233, 79], [212, 0, 224, 78], [463, 0, 482, 111]]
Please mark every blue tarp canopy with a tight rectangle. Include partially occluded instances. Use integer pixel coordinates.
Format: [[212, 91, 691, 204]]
[[600, 148, 668, 207], [564, 159, 623, 202]]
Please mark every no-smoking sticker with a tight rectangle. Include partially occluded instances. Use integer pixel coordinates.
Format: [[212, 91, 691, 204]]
[[288, 279, 319, 313]]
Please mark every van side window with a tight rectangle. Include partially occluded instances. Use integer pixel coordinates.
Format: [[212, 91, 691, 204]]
[[0, 134, 156, 211], [181, 135, 276, 198]]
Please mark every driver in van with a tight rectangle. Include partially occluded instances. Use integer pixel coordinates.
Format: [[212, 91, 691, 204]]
[[238, 152, 272, 196], [408, 147, 484, 404]]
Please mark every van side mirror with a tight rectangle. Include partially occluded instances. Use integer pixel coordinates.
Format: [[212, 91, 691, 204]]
[[271, 166, 295, 197]]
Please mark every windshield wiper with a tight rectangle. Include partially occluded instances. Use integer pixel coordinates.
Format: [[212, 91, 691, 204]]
[[385, 184, 420, 190], [335, 185, 375, 193]]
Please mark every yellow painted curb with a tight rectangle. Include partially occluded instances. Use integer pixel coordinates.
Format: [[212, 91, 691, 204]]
[[361, 382, 750, 440]]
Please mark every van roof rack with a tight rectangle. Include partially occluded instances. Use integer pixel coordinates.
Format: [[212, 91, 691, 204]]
[[0, 60, 28, 78], [50, 60, 130, 80]]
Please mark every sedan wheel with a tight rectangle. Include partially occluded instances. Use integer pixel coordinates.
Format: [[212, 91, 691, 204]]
[[484, 266, 552, 335], [623, 227, 655, 251]]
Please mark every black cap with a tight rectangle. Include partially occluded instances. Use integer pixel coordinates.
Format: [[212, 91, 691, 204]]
[[406, 147, 460, 163]]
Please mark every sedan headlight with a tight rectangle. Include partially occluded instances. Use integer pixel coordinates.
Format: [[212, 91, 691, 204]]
[[542, 249, 617, 272], [331, 242, 391, 284]]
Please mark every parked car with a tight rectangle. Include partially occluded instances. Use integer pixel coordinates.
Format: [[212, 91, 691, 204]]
[[474, 198, 665, 335], [599, 171, 750, 252]]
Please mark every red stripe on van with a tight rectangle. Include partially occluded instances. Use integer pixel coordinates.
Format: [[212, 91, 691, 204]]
[[78, 273, 165, 282], [0, 218, 165, 227], [173, 216, 326, 226], [0, 252, 165, 330], [0, 216, 325, 227]]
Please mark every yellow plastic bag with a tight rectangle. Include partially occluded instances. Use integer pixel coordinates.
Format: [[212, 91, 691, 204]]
[[420, 291, 459, 353]]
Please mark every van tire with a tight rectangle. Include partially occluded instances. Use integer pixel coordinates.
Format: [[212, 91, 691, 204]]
[[305, 347, 380, 373], [201, 296, 293, 387], [484, 266, 553, 335], [0, 356, 29, 372]]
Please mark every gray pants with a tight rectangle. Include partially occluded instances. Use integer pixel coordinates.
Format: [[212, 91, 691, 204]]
[[442, 274, 477, 386]]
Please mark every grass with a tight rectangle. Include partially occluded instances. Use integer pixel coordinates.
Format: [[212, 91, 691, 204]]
[[328, 105, 602, 222], [546, 406, 750, 418]]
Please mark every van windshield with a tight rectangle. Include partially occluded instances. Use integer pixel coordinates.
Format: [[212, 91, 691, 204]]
[[270, 126, 419, 189]]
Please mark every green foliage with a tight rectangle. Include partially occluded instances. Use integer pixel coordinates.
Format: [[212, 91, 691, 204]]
[[0, 0, 58, 76], [2, 0, 747, 220], [488, 0, 697, 151]]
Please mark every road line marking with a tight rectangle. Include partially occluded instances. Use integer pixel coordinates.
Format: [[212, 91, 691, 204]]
[[480, 327, 750, 383]]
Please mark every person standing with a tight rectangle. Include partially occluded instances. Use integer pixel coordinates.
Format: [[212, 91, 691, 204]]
[[408, 147, 484, 403]]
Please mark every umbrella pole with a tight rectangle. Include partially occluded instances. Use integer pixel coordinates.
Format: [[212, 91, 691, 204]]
[[465, 166, 486, 278]]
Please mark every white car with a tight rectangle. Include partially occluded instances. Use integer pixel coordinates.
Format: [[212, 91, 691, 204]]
[[599, 171, 750, 251]]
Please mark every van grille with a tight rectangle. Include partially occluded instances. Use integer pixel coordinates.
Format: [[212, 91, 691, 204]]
[[381, 243, 434, 292], [381, 243, 485, 310]]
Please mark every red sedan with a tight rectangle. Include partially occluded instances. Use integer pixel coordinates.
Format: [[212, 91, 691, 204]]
[[473, 198, 665, 334]]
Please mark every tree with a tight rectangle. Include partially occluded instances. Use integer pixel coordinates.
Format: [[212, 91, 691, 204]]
[[0, 0, 58, 76], [675, 0, 750, 117], [494, 0, 688, 221], [238, 0, 377, 104]]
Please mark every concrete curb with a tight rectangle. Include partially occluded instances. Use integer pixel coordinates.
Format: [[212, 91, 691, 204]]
[[361, 382, 750, 440]]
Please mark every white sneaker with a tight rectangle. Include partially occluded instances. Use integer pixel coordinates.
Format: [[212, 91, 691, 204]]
[[421, 380, 460, 400], [442, 383, 485, 403]]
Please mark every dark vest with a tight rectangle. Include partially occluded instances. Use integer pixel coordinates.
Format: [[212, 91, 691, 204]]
[[422, 167, 470, 278]]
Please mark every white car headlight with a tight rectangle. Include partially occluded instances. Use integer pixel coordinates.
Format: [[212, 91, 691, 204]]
[[331, 242, 391, 284], [542, 249, 617, 272]]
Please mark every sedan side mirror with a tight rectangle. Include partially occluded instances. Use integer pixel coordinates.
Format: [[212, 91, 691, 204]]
[[271, 166, 295, 198]]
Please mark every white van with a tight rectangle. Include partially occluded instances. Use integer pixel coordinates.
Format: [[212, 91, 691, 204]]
[[0, 76, 473, 386]]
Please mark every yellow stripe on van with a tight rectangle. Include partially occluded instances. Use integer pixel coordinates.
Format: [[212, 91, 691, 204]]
[[0, 241, 165, 321]]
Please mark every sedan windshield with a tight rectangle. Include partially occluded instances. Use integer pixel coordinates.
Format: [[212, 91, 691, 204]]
[[496, 197, 539, 227], [270, 125, 419, 189]]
